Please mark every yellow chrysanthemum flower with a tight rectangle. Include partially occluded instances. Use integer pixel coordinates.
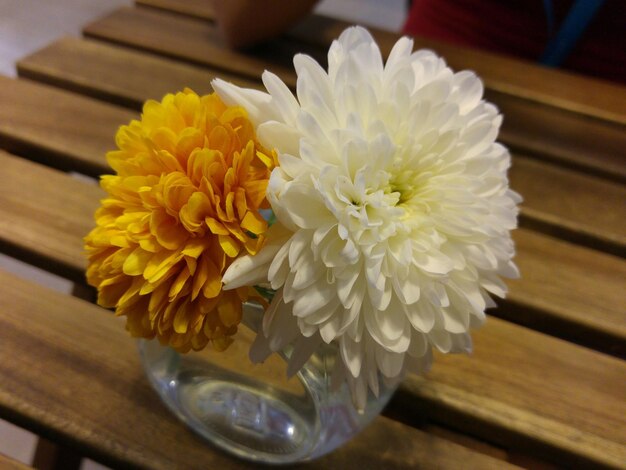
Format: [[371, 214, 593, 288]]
[[85, 89, 277, 352]]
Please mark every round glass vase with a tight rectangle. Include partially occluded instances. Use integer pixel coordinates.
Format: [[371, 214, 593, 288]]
[[138, 302, 399, 464]]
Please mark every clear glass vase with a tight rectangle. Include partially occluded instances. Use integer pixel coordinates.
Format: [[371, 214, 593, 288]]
[[139, 302, 399, 464]]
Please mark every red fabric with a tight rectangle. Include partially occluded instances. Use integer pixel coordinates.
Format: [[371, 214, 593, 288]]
[[403, 0, 626, 84]]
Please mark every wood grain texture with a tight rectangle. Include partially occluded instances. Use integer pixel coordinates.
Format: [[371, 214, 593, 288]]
[[289, 13, 626, 127], [15, 38, 626, 257], [137, 0, 210, 21], [0, 452, 32, 470], [400, 311, 626, 468], [0, 269, 516, 470], [509, 230, 626, 357], [512, 156, 626, 257], [83, 7, 310, 89], [1, 77, 624, 354], [494, 93, 626, 184], [136, 0, 626, 126], [17, 37, 260, 110], [0, 75, 135, 176], [83, 7, 626, 183], [0, 150, 102, 282]]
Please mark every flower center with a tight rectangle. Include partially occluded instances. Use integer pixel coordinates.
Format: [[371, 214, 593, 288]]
[[388, 181, 414, 206]]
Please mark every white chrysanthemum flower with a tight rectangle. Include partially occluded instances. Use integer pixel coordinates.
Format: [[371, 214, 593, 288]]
[[214, 26, 520, 409]]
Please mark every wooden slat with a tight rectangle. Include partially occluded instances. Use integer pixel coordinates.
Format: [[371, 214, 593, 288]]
[[0, 269, 517, 470], [17, 37, 259, 110], [400, 314, 626, 468], [16, 39, 626, 257], [421, 424, 508, 462], [495, 94, 626, 184], [1, 76, 624, 355], [137, 0, 211, 21], [136, 0, 626, 127], [1, 149, 625, 467], [83, 7, 312, 90], [506, 230, 626, 357], [0, 452, 32, 470], [0, 150, 101, 282], [18, 38, 626, 186], [326, 24, 626, 127], [511, 157, 626, 257], [83, 7, 626, 183], [0, 76, 135, 177]]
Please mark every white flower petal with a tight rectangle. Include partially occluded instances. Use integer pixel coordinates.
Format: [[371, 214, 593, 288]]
[[299, 301, 338, 325], [364, 302, 411, 353], [257, 121, 301, 157], [294, 54, 333, 107], [340, 335, 362, 377], [291, 250, 324, 290], [442, 305, 470, 334], [297, 72, 337, 131], [281, 184, 332, 229], [408, 330, 428, 358], [452, 71, 484, 115], [319, 313, 341, 344], [386, 36, 414, 70], [405, 300, 436, 333], [287, 333, 323, 377], [373, 302, 407, 342], [292, 280, 336, 319], [211, 78, 277, 125], [262, 70, 299, 125], [222, 223, 291, 289], [375, 345, 405, 378], [249, 332, 273, 364], [428, 327, 452, 353], [221, 26, 519, 408], [450, 332, 473, 354], [340, 292, 363, 333], [392, 269, 420, 305], [405, 348, 433, 374]]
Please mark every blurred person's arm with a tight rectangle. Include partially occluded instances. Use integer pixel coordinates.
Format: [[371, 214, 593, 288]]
[[212, 0, 318, 49]]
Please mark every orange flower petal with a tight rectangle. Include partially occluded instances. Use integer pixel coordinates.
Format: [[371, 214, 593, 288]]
[[123, 247, 153, 276], [180, 192, 212, 233], [85, 89, 277, 353], [150, 211, 188, 251], [241, 210, 267, 235], [173, 299, 191, 334], [218, 234, 240, 258], [169, 265, 191, 299], [217, 292, 242, 328], [205, 217, 230, 236]]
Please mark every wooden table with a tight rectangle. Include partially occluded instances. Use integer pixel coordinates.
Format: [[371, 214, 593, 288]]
[[1, 2, 625, 469]]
